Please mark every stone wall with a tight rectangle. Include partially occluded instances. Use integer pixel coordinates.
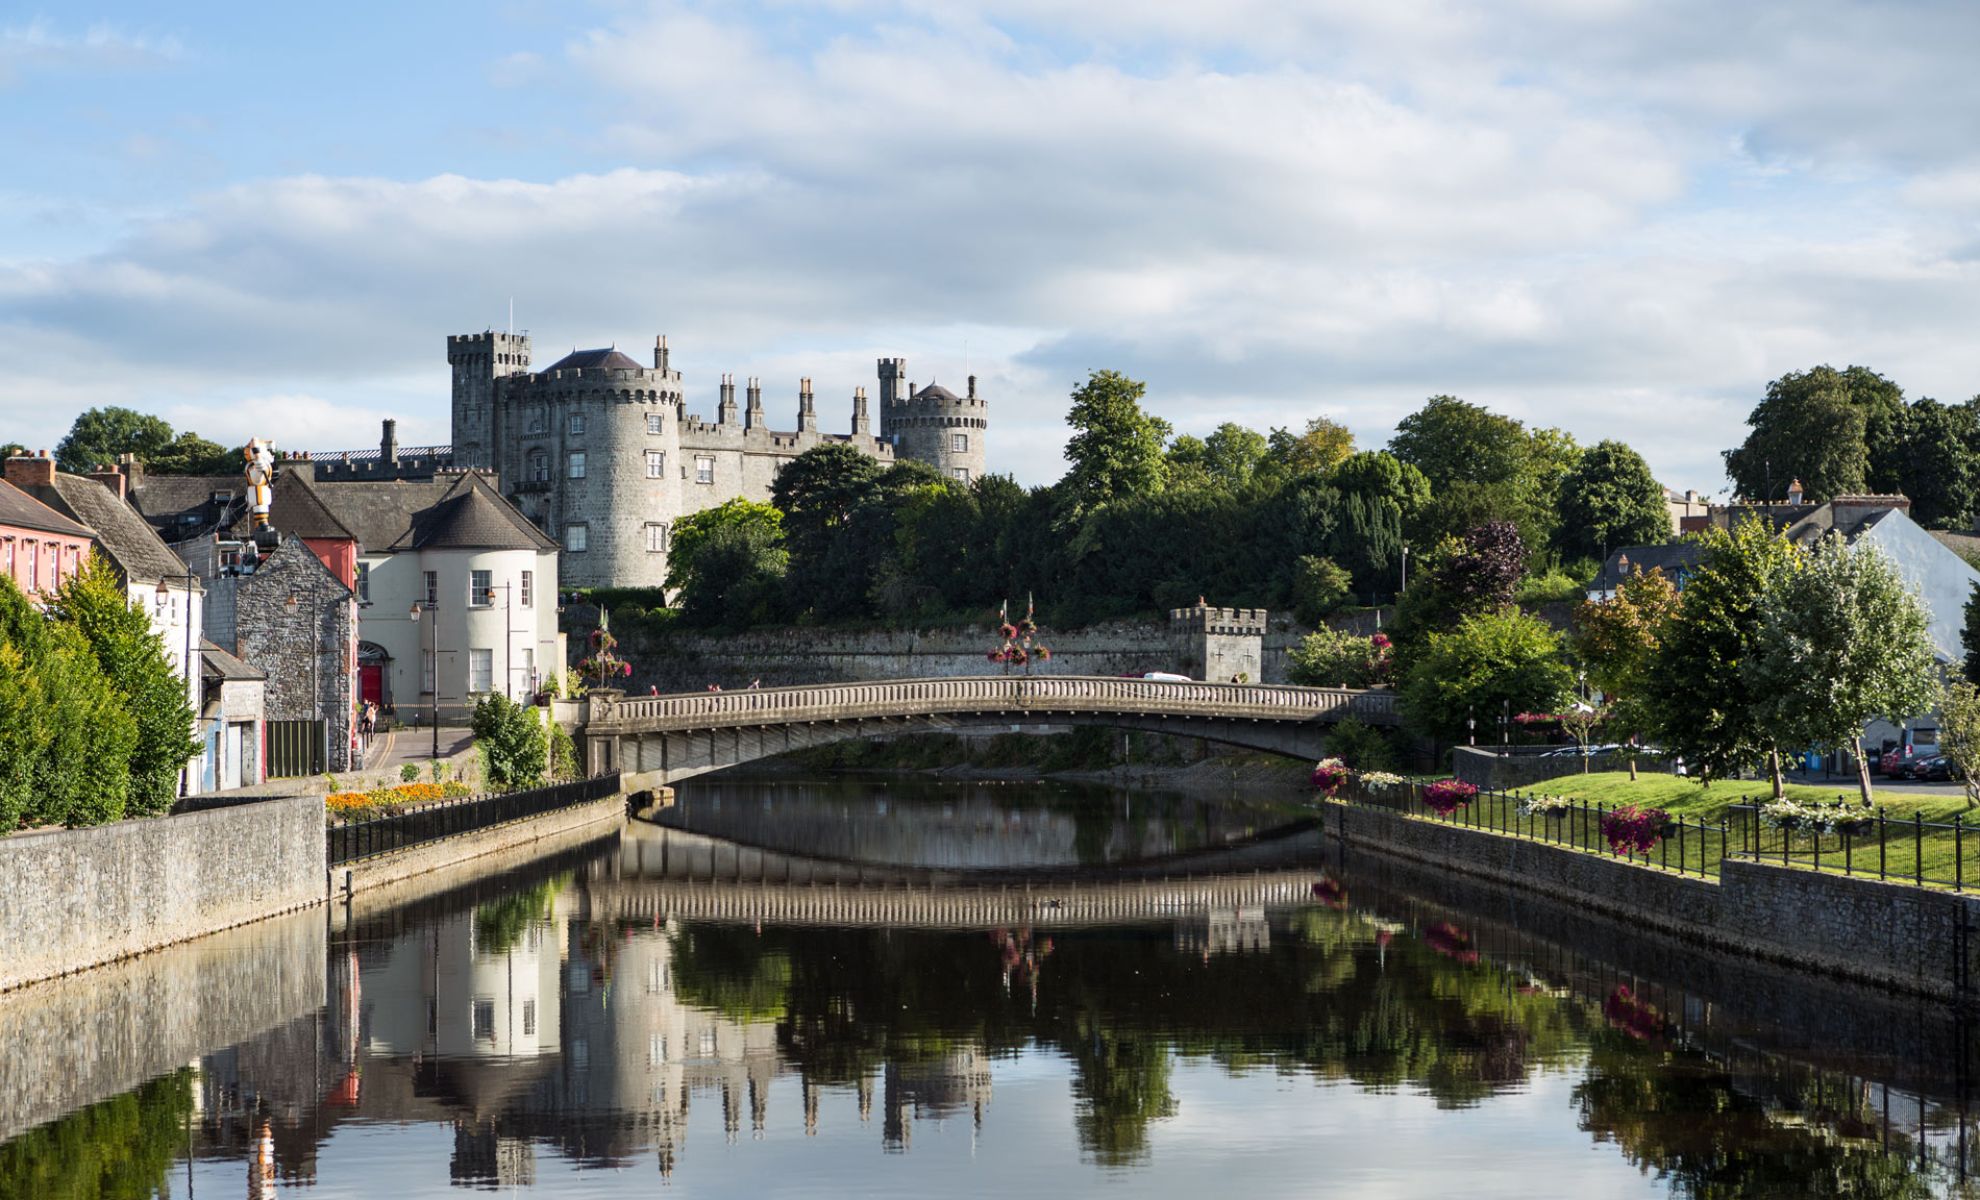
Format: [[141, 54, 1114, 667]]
[[1327, 801, 1980, 1001], [595, 612, 1322, 693], [0, 795, 325, 991], [1450, 745, 1650, 788], [333, 792, 625, 897], [231, 535, 357, 770]]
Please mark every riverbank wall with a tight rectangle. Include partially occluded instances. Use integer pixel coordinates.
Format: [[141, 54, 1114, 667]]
[[331, 792, 627, 899], [1327, 801, 1980, 1003], [0, 795, 324, 992]]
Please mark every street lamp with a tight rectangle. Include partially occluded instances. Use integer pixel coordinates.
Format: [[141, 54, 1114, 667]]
[[409, 601, 438, 760], [156, 572, 197, 795], [1399, 544, 1410, 598], [1467, 707, 1475, 747]]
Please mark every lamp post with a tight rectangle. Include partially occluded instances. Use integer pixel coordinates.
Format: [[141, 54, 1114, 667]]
[[1399, 544, 1410, 598], [409, 601, 438, 760], [156, 571, 197, 795], [1467, 707, 1475, 747], [482, 580, 515, 700]]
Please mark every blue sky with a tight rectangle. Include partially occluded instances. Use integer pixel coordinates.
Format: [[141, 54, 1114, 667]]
[[5, 1, 1980, 491]]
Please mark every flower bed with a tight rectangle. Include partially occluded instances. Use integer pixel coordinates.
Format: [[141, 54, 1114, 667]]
[[1761, 797, 1876, 835], [326, 781, 473, 819], [1421, 778, 1477, 815]]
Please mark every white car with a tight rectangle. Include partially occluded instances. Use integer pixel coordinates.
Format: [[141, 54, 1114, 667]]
[[1140, 672, 1193, 683]]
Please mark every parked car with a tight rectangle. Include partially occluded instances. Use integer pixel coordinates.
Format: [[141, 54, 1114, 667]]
[[1881, 747, 1915, 777], [1914, 756, 1965, 782]]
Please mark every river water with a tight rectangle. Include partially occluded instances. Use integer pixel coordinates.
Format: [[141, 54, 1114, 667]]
[[3, 774, 1977, 1198]]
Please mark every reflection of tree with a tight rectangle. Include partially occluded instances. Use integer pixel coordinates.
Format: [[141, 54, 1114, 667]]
[[472, 873, 569, 956], [0, 1068, 193, 1199], [668, 925, 794, 1023], [1574, 1032, 1936, 1199], [1066, 1018, 1176, 1166]]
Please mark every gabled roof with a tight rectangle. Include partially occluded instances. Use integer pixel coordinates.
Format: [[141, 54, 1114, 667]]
[[547, 347, 643, 372], [127, 474, 243, 542], [1592, 542, 1704, 592], [390, 472, 558, 553], [306, 476, 467, 553], [0, 478, 93, 539], [254, 471, 356, 542], [200, 637, 265, 682], [22, 473, 195, 586]]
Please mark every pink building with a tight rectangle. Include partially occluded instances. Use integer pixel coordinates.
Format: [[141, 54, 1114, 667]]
[[0, 470, 94, 600]]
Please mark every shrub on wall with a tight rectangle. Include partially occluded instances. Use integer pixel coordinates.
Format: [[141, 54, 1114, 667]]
[[0, 573, 138, 831], [471, 693, 548, 790]]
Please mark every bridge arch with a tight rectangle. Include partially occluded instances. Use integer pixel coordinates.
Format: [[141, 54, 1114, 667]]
[[578, 675, 1396, 790]]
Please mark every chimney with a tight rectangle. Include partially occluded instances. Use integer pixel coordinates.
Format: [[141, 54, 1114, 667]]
[[381, 418, 400, 466], [967, 374, 977, 400], [718, 374, 738, 425], [654, 334, 669, 373], [745, 377, 764, 431], [5, 449, 55, 490], [1786, 478, 1804, 505], [88, 463, 126, 502], [798, 377, 817, 433], [852, 386, 870, 437], [117, 451, 145, 491]]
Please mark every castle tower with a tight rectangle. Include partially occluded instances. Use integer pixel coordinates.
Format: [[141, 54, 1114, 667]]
[[797, 378, 817, 433], [890, 372, 988, 484], [1169, 602, 1266, 682], [718, 374, 738, 426], [851, 387, 870, 437], [448, 331, 532, 469], [876, 358, 907, 440]]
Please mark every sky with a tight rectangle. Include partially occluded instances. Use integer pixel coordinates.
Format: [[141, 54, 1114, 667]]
[[4, 1, 1979, 493]]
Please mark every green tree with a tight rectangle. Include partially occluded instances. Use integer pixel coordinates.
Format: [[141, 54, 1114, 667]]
[[1722, 365, 1904, 502], [1965, 582, 1980, 686], [1554, 440, 1671, 563], [0, 574, 136, 830], [1062, 370, 1171, 514], [1572, 565, 1682, 774], [1936, 680, 1980, 803], [1286, 627, 1391, 688], [146, 430, 241, 476], [1748, 535, 1938, 803], [1264, 416, 1355, 478], [52, 554, 200, 815], [666, 498, 784, 594], [771, 443, 887, 618], [1325, 451, 1427, 595], [470, 693, 548, 789], [678, 515, 790, 627], [54, 406, 176, 474], [1289, 555, 1351, 624], [1399, 607, 1573, 744], [1884, 397, 1979, 529], [1389, 521, 1527, 650], [1387, 395, 1562, 548], [1644, 517, 1803, 790]]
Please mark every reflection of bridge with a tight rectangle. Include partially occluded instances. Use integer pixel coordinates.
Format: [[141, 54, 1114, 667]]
[[583, 675, 1397, 788], [575, 822, 1324, 928]]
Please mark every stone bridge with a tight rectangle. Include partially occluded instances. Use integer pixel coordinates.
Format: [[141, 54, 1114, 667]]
[[581, 674, 1397, 790]]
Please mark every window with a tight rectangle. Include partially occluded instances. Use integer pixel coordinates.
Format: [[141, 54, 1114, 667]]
[[520, 570, 533, 608], [565, 524, 588, 553], [527, 407, 545, 434], [25, 541, 37, 592], [472, 999, 495, 1041], [952, 433, 969, 453], [522, 1000, 536, 1037], [648, 1032, 667, 1067], [646, 412, 664, 435], [694, 455, 715, 485], [646, 450, 666, 479], [527, 451, 549, 482], [354, 561, 370, 603], [422, 649, 436, 693], [568, 411, 586, 435], [645, 523, 669, 553], [951, 467, 971, 483], [422, 570, 438, 606], [568, 451, 586, 479], [469, 648, 493, 693], [469, 569, 492, 606]]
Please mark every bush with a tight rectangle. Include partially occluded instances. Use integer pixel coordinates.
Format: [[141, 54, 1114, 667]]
[[471, 694, 547, 789], [400, 763, 420, 783], [1326, 715, 1396, 771], [1286, 628, 1393, 688], [547, 720, 581, 781], [1514, 568, 1589, 605], [1290, 555, 1352, 624]]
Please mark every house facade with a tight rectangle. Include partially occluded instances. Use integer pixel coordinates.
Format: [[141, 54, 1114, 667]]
[[0, 475, 93, 601]]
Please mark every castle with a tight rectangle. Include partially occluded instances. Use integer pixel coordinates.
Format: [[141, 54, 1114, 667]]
[[437, 331, 989, 588]]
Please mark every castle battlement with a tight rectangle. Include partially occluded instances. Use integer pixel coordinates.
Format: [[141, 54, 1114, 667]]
[[1168, 605, 1269, 637]]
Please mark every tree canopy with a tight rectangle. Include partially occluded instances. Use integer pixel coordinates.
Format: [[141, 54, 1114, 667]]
[[1554, 439, 1672, 563], [54, 406, 241, 476], [1062, 370, 1172, 514], [1722, 365, 1904, 503]]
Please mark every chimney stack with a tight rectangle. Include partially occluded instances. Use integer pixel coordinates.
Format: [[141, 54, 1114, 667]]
[[4, 449, 55, 490], [87, 463, 126, 502], [852, 386, 870, 437], [654, 334, 670, 373], [381, 418, 400, 466], [745, 377, 764, 431], [967, 375, 977, 400], [798, 377, 817, 433], [1786, 478, 1805, 505]]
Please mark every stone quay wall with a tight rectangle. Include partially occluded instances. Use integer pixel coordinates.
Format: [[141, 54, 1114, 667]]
[[0, 796, 325, 991], [1328, 801, 1980, 1002]]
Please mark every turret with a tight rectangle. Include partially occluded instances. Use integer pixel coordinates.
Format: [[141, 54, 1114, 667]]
[[877, 358, 906, 440], [447, 330, 531, 470]]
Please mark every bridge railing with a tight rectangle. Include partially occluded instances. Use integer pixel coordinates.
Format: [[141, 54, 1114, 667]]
[[589, 675, 1395, 730]]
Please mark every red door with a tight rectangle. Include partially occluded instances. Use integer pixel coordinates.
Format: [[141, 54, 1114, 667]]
[[360, 664, 384, 705]]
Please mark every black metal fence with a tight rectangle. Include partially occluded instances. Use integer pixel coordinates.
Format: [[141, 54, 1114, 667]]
[[1339, 780, 1980, 891], [1342, 780, 1732, 878], [1724, 802, 1976, 891], [327, 772, 621, 867]]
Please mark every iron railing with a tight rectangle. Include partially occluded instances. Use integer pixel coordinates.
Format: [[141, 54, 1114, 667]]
[[1339, 780, 1979, 891], [327, 772, 620, 867]]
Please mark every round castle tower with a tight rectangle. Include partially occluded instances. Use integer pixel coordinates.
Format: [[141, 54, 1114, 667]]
[[877, 359, 988, 483]]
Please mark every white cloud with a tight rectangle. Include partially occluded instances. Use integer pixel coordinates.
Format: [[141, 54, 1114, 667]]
[[0, 19, 182, 82]]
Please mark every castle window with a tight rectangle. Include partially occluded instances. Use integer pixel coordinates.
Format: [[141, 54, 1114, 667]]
[[646, 450, 666, 479], [528, 451, 548, 481], [951, 433, 969, 453], [694, 455, 715, 485], [646, 412, 664, 435], [568, 412, 586, 436], [527, 407, 545, 434], [564, 524, 588, 553], [645, 523, 669, 553], [951, 467, 971, 483], [568, 451, 587, 479]]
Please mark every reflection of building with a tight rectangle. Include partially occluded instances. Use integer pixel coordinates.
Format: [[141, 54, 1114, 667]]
[[1174, 907, 1270, 957], [883, 1048, 994, 1151]]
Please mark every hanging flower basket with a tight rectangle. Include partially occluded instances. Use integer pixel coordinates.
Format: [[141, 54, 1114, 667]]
[[1599, 805, 1670, 855], [1423, 921, 1478, 964], [1603, 984, 1668, 1041], [1310, 757, 1349, 796], [1421, 779, 1477, 815], [1520, 794, 1573, 820], [1311, 875, 1347, 908]]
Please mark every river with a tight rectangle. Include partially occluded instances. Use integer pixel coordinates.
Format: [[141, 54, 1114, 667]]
[[1, 774, 1976, 1198]]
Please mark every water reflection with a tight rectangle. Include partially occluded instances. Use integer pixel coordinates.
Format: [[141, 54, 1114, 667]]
[[3, 778, 1978, 1198]]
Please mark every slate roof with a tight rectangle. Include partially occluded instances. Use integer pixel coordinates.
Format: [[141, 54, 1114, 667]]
[[390, 473, 558, 553], [0, 478, 93, 538], [913, 382, 960, 403], [253, 472, 357, 542], [306, 477, 466, 553], [128, 474, 245, 542], [200, 637, 266, 682], [1592, 542, 1704, 593], [20, 473, 196, 586], [546, 347, 643, 372]]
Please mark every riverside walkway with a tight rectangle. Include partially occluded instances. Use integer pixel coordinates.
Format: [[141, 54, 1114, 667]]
[[580, 674, 1397, 788]]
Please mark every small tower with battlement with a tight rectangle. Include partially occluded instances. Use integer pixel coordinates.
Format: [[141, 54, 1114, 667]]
[[877, 359, 987, 483], [1169, 602, 1266, 682], [448, 330, 532, 469]]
